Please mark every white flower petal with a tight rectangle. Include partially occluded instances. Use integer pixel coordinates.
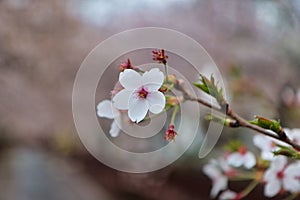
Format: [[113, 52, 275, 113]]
[[261, 150, 275, 161], [253, 135, 271, 151], [97, 100, 115, 119], [283, 176, 300, 193], [284, 162, 300, 179], [203, 163, 221, 179], [289, 128, 300, 145], [147, 91, 165, 114], [211, 176, 227, 198], [227, 153, 243, 167], [128, 97, 149, 123], [284, 128, 292, 138], [264, 179, 281, 197], [143, 83, 162, 93], [119, 69, 142, 90], [244, 152, 256, 169], [270, 156, 287, 171], [219, 190, 237, 200], [264, 168, 277, 182], [112, 89, 132, 110], [109, 120, 120, 137], [142, 68, 164, 91], [219, 157, 232, 172]]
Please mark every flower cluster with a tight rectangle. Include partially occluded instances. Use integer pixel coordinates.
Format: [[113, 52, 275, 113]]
[[97, 49, 180, 140], [95, 47, 300, 199], [263, 156, 300, 197], [203, 129, 300, 199], [97, 68, 166, 135]]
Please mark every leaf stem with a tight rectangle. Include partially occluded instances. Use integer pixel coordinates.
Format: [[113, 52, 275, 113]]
[[239, 180, 259, 198], [171, 105, 179, 125], [164, 63, 168, 82]]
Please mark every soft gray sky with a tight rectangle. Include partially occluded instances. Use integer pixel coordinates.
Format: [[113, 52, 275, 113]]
[[69, 0, 196, 26]]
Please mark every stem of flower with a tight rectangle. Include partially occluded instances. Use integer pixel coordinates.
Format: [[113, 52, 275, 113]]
[[170, 105, 179, 125], [164, 63, 169, 82], [135, 68, 145, 73], [228, 172, 256, 181], [283, 193, 299, 200], [239, 180, 259, 199]]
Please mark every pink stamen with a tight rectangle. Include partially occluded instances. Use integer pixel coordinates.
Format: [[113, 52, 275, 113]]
[[276, 165, 287, 180], [138, 87, 148, 99], [277, 170, 284, 179]]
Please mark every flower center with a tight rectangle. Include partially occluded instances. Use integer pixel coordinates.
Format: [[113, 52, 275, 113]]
[[238, 146, 247, 155], [277, 170, 284, 179], [138, 87, 148, 99]]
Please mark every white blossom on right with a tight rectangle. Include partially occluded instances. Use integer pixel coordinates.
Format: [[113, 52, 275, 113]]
[[263, 156, 300, 197]]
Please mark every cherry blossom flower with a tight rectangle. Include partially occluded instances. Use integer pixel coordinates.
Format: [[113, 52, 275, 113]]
[[253, 134, 283, 160], [152, 49, 168, 64], [164, 124, 177, 141], [219, 190, 240, 200], [263, 156, 300, 197], [203, 157, 236, 198], [283, 162, 300, 193], [97, 100, 120, 137], [226, 146, 256, 169], [112, 68, 165, 123]]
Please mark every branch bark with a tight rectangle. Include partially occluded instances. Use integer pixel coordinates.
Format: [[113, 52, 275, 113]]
[[175, 79, 300, 151]]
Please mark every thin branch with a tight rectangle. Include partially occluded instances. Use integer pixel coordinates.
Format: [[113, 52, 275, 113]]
[[176, 79, 221, 111], [175, 79, 300, 151]]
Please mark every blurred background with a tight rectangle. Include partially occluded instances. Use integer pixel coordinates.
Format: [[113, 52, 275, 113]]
[[0, 0, 300, 199]]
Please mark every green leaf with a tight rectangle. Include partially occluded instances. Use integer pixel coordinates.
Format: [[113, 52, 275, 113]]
[[273, 145, 300, 159], [193, 82, 209, 93], [193, 74, 226, 106], [249, 116, 283, 134]]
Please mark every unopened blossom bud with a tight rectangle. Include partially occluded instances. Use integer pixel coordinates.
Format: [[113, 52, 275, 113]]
[[166, 74, 176, 84], [119, 59, 133, 72], [166, 96, 181, 106], [159, 85, 168, 93], [164, 124, 177, 141]]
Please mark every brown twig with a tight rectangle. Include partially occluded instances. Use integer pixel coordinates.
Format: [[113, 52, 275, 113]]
[[175, 79, 300, 151]]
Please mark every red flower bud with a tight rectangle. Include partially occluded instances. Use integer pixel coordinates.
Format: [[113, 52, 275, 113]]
[[164, 124, 177, 141], [119, 59, 133, 72]]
